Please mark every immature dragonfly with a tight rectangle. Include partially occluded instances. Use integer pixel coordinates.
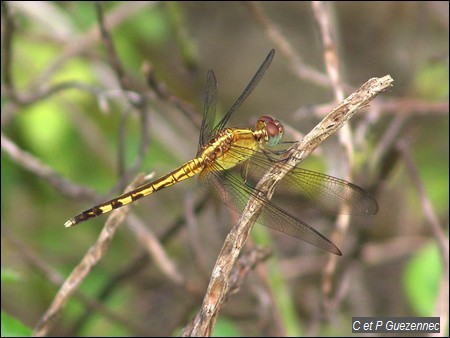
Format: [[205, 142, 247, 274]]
[[65, 49, 378, 255]]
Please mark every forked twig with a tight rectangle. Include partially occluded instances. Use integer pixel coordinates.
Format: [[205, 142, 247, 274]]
[[182, 75, 394, 337]]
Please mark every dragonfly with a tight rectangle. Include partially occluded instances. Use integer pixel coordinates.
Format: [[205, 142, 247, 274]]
[[65, 49, 378, 255]]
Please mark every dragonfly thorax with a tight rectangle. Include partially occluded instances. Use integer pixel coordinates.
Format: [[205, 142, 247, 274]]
[[200, 128, 256, 169], [199, 116, 284, 171]]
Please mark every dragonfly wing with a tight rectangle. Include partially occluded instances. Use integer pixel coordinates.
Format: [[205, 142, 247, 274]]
[[280, 167, 378, 216], [241, 150, 378, 217], [198, 70, 218, 155], [211, 49, 275, 135], [199, 160, 342, 255]]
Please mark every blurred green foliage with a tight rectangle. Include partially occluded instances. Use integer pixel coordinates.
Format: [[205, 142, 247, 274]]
[[403, 244, 442, 316], [1, 2, 448, 336], [1, 311, 32, 337]]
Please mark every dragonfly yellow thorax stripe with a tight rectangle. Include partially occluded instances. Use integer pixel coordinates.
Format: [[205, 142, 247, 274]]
[[200, 128, 265, 170]]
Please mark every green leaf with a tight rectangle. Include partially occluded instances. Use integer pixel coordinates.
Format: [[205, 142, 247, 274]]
[[1, 311, 32, 337], [413, 62, 449, 100], [212, 317, 241, 337], [403, 243, 443, 316], [1, 268, 21, 283]]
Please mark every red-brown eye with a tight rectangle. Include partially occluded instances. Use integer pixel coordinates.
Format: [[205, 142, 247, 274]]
[[265, 120, 284, 146], [266, 121, 280, 137], [256, 115, 274, 131], [258, 115, 274, 123], [255, 115, 284, 146]]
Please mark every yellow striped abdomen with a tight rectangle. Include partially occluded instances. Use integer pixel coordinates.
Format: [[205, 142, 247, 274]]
[[64, 158, 204, 227], [64, 127, 266, 227]]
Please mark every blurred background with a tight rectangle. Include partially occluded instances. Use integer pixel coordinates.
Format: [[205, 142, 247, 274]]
[[1, 1, 448, 336]]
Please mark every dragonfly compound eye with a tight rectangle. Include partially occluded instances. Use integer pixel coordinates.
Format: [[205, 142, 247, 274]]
[[265, 119, 284, 146], [256, 115, 274, 131]]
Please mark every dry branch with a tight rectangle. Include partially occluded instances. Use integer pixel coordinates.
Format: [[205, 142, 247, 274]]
[[182, 75, 394, 336]]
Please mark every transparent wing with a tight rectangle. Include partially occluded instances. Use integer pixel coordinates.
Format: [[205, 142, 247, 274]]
[[198, 70, 218, 154], [211, 49, 275, 135], [241, 150, 379, 216], [198, 149, 343, 255]]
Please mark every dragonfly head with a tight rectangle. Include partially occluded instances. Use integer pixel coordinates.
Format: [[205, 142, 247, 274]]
[[256, 115, 284, 147]]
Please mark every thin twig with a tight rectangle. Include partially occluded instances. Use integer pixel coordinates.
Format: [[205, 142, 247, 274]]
[[95, 2, 132, 93], [126, 213, 186, 286], [3, 228, 150, 336], [396, 139, 449, 332], [33, 174, 146, 337], [185, 193, 210, 278], [227, 247, 272, 297], [245, 2, 330, 88], [95, 2, 151, 190], [396, 140, 448, 268], [142, 61, 202, 129], [182, 75, 394, 336], [1, 1, 17, 100], [312, 1, 345, 101], [311, 1, 354, 314], [1, 132, 98, 199], [67, 194, 210, 335], [293, 98, 449, 120]]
